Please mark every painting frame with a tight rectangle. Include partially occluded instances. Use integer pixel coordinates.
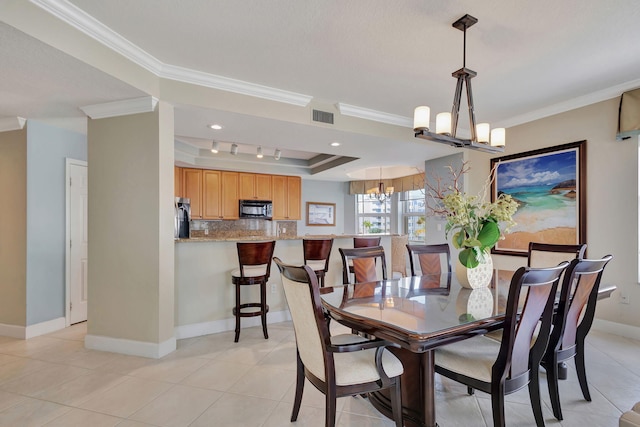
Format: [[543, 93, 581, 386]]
[[490, 140, 586, 257], [306, 202, 336, 226]]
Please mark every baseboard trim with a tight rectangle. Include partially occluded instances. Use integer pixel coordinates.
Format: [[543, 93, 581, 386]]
[[592, 319, 640, 342], [0, 317, 66, 339], [175, 310, 291, 340], [85, 334, 177, 359]]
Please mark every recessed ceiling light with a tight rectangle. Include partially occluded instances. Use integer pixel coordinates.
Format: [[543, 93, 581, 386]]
[[208, 124, 223, 130], [330, 142, 341, 147]]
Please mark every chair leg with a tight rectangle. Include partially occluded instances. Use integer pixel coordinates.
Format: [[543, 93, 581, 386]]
[[528, 366, 545, 427], [260, 281, 268, 340], [490, 384, 506, 427], [467, 386, 474, 395], [234, 284, 241, 343], [390, 377, 403, 427], [575, 341, 591, 401], [291, 353, 305, 422], [546, 357, 563, 420], [325, 388, 337, 427]]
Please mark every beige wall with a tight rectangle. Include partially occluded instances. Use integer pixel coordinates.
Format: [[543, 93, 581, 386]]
[[87, 105, 174, 344], [465, 97, 639, 328], [0, 129, 27, 326]]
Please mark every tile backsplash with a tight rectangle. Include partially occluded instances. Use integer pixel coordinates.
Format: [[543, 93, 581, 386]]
[[190, 219, 297, 238]]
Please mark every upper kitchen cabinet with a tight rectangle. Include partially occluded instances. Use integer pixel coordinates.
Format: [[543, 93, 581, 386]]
[[182, 168, 202, 219], [175, 166, 183, 197], [203, 170, 239, 220], [272, 175, 301, 220], [239, 173, 272, 200]]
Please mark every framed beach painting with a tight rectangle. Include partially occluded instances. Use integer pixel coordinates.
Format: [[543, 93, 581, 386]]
[[490, 140, 586, 256], [306, 202, 336, 226]]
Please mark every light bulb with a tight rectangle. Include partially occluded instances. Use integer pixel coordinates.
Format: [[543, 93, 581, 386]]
[[491, 128, 506, 147], [413, 106, 431, 131], [436, 112, 452, 135], [476, 123, 490, 143]]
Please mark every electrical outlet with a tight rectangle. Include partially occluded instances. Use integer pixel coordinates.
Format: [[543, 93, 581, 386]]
[[621, 293, 630, 304], [204, 229, 209, 235], [271, 283, 277, 294]]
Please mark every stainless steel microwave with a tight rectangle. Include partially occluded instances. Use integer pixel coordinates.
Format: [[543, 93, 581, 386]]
[[239, 199, 273, 219]]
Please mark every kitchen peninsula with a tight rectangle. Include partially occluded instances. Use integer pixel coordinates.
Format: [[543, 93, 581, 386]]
[[174, 233, 393, 340]]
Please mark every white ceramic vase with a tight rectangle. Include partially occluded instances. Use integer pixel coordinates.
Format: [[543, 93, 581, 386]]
[[455, 254, 494, 289]]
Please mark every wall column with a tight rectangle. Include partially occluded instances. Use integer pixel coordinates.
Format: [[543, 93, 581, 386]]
[[85, 99, 175, 358]]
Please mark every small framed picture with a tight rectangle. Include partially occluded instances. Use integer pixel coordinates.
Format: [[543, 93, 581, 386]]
[[306, 202, 336, 226]]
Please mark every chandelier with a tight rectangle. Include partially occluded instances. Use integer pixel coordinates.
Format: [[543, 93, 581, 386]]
[[367, 167, 394, 202], [413, 14, 505, 153]]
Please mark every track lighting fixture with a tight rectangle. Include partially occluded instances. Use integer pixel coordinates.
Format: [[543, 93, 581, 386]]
[[211, 140, 219, 153], [230, 143, 238, 155]]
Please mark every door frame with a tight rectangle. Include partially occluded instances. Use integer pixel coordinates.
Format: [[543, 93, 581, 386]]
[[65, 158, 88, 327]]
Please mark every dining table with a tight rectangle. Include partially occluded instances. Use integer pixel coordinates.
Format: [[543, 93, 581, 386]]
[[320, 270, 616, 427]]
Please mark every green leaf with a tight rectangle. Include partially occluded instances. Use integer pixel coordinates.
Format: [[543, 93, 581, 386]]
[[452, 231, 464, 249], [458, 248, 479, 268], [477, 221, 500, 248]]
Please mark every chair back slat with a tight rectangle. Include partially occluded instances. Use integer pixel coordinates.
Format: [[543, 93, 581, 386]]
[[354, 237, 381, 248], [339, 246, 387, 284]]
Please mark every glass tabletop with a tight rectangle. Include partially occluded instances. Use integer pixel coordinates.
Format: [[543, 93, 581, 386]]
[[320, 271, 516, 352]]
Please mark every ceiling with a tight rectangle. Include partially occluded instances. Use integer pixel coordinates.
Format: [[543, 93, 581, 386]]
[[2, 0, 640, 181]]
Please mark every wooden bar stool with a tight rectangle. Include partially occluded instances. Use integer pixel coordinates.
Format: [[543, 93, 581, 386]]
[[302, 238, 333, 287], [231, 241, 276, 342]]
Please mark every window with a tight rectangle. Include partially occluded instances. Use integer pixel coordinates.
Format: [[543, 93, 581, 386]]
[[402, 190, 426, 243], [356, 194, 391, 234]]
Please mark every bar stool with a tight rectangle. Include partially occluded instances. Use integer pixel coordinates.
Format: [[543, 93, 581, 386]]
[[231, 241, 276, 342], [302, 238, 333, 287]]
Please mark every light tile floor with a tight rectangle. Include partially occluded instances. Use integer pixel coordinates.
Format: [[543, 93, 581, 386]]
[[0, 321, 638, 426]]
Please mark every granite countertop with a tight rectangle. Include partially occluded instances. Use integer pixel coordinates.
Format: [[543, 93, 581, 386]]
[[175, 234, 396, 243]]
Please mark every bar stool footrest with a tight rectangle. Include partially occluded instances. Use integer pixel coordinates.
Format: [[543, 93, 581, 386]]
[[233, 303, 269, 317]]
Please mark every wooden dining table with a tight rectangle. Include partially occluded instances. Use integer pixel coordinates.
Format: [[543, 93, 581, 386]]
[[320, 270, 616, 427]]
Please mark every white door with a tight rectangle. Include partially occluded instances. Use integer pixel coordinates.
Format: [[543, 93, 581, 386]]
[[69, 162, 88, 324]]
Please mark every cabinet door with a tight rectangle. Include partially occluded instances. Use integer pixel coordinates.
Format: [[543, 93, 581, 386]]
[[255, 174, 272, 200], [238, 173, 255, 200], [286, 176, 301, 220], [271, 175, 287, 220], [174, 166, 182, 197], [221, 172, 239, 219], [182, 168, 202, 219], [202, 170, 221, 219]]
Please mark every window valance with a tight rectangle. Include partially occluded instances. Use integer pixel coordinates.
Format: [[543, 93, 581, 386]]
[[348, 172, 424, 195], [617, 88, 640, 140]]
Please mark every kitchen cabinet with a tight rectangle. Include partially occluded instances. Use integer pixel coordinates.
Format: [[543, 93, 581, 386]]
[[174, 166, 183, 197], [202, 170, 239, 219], [239, 173, 272, 200], [182, 168, 202, 219], [272, 175, 301, 220]]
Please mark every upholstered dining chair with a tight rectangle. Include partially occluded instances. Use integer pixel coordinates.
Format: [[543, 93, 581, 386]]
[[339, 246, 387, 285], [231, 240, 276, 342], [273, 257, 404, 427], [539, 254, 613, 421], [406, 243, 452, 289], [528, 242, 587, 268], [434, 262, 569, 427], [302, 238, 334, 287]]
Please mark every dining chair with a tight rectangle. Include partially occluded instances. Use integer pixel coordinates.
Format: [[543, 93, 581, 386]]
[[339, 246, 387, 284], [231, 240, 276, 342], [354, 236, 382, 248], [434, 262, 569, 427], [406, 243, 452, 289], [273, 257, 404, 427], [528, 242, 587, 268], [302, 238, 334, 287], [539, 254, 613, 421]]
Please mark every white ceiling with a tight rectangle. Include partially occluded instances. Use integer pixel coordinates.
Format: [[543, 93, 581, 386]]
[[2, 0, 640, 180]]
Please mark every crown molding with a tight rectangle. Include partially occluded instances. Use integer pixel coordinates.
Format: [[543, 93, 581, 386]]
[[498, 78, 640, 129], [337, 103, 412, 128], [31, 0, 312, 107], [161, 64, 312, 107], [80, 96, 158, 119], [0, 117, 27, 132]]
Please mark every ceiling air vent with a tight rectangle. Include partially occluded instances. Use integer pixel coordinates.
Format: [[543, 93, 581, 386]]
[[312, 109, 334, 124]]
